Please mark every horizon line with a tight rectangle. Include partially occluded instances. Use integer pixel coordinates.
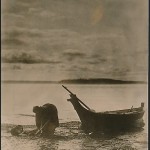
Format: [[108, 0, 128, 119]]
[[1, 78, 147, 84]]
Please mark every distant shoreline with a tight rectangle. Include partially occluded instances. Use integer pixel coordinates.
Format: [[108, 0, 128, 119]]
[[2, 78, 147, 84]]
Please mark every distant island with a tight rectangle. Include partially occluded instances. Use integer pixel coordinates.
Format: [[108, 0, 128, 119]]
[[2, 78, 147, 84], [59, 78, 146, 84]]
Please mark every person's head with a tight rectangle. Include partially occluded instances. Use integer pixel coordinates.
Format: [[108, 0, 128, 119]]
[[10, 125, 23, 136], [33, 106, 41, 113]]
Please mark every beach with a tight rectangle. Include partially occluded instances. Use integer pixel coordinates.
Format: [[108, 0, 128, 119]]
[[1, 83, 148, 150]]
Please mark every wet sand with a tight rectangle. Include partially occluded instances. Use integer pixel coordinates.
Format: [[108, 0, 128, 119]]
[[1, 121, 148, 150]]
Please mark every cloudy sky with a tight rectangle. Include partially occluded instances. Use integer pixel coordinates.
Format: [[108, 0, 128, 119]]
[[1, 0, 148, 81]]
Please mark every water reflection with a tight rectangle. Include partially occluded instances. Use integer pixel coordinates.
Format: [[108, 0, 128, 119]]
[[89, 127, 144, 139], [80, 128, 145, 150]]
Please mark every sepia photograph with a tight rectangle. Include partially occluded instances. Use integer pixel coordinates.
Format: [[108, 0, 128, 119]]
[[1, 0, 148, 150]]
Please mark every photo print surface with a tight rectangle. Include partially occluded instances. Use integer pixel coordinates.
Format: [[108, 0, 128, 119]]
[[1, 0, 148, 150]]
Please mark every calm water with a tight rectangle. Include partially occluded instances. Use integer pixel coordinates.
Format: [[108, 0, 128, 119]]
[[1, 83, 148, 150]]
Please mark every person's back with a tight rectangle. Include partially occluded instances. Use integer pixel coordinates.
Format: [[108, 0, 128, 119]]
[[42, 103, 59, 127], [33, 103, 59, 137]]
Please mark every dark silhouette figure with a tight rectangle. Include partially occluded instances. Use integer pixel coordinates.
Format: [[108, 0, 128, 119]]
[[33, 103, 59, 136]]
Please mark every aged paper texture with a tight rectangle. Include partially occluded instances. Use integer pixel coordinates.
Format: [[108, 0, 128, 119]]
[[1, 0, 148, 150]]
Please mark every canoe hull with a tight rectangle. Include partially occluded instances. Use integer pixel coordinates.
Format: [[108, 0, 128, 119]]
[[80, 111, 145, 132], [68, 95, 145, 133]]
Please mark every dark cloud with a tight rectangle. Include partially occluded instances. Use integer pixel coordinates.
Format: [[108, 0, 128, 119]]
[[63, 51, 86, 62], [88, 55, 107, 64], [2, 38, 26, 47], [3, 28, 42, 39], [2, 52, 62, 64], [63, 51, 85, 57]]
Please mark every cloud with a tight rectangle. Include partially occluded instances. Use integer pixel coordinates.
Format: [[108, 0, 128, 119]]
[[63, 49, 86, 62], [2, 52, 41, 64], [2, 51, 62, 64], [1, 27, 43, 51], [2, 38, 26, 47], [3, 27, 43, 39]]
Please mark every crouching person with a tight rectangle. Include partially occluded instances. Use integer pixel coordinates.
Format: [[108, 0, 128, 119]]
[[33, 103, 59, 137]]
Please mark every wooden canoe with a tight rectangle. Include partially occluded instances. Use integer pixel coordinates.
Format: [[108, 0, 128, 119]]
[[67, 94, 145, 133]]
